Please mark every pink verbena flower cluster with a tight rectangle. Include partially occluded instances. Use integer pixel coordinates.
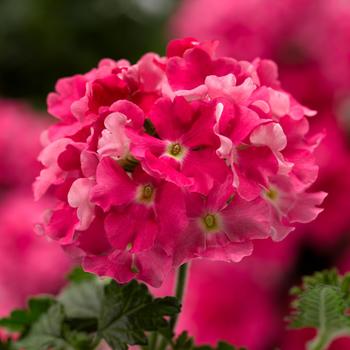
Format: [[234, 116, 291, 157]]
[[34, 38, 326, 287]]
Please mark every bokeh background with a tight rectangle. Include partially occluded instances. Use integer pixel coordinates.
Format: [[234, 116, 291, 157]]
[[1, 0, 350, 349]]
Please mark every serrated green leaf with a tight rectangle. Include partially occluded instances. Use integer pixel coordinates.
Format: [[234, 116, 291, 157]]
[[62, 326, 95, 350], [173, 331, 194, 350], [98, 280, 180, 350], [195, 342, 245, 350], [173, 333, 245, 350], [58, 279, 103, 319], [291, 285, 349, 330], [0, 297, 55, 333], [16, 303, 72, 350], [217, 342, 246, 350], [289, 270, 350, 350]]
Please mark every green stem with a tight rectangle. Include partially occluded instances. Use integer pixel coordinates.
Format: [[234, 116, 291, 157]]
[[157, 263, 189, 350], [308, 333, 330, 350], [170, 263, 188, 330], [148, 332, 159, 349]]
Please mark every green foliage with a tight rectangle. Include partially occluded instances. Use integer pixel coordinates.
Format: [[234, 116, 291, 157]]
[[289, 269, 350, 350], [0, 267, 247, 350], [58, 272, 103, 319], [16, 303, 75, 350], [98, 280, 180, 350], [173, 332, 247, 350], [0, 297, 55, 333], [0, 268, 180, 350], [0, 339, 15, 350]]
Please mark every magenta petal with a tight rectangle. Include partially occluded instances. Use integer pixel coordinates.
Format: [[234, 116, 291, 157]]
[[149, 97, 194, 140], [132, 207, 158, 252], [45, 206, 78, 245], [105, 205, 156, 252], [183, 149, 230, 195], [136, 246, 172, 287], [236, 145, 279, 199], [173, 222, 205, 266], [142, 151, 194, 188], [76, 211, 111, 255], [83, 251, 134, 284], [222, 196, 270, 241], [105, 209, 135, 250], [80, 150, 98, 178], [202, 240, 253, 263], [166, 47, 212, 90], [127, 129, 165, 159], [166, 37, 200, 57], [156, 182, 188, 254], [91, 158, 136, 210], [109, 99, 145, 129], [47, 75, 86, 122], [137, 53, 165, 92]]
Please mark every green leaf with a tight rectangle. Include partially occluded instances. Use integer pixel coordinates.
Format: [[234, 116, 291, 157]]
[[16, 303, 71, 350], [66, 267, 97, 284], [62, 326, 95, 350], [289, 269, 350, 350], [98, 280, 180, 350], [58, 278, 104, 319], [0, 297, 55, 333], [173, 331, 194, 350], [217, 343, 246, 350], [173, 333, 246, 350], [0, 339, 15, 350], [196, 343, 246, 350]]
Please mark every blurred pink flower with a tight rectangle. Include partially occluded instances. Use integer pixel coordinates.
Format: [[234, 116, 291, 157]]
[[294, 114, 350, 250], [170, 0, 296, 61], [171, 0, 350, 106], [153, 260, 281, 350], [0, 99, 49, 191], [0, 192, 72, 317]]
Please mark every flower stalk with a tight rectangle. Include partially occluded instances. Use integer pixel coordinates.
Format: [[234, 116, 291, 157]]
[[156, 263, 189, 350]]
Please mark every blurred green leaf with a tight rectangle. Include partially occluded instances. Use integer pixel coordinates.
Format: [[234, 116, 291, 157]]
[[0, 297, 55, 333], [59, 275, 103, 319], [16, 303, 70, 350]]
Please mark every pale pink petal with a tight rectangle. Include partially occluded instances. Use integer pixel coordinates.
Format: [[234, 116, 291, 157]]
[[268, 88, 290, 117], [288, 191, 328, 224], [68, 178, 95, 230]]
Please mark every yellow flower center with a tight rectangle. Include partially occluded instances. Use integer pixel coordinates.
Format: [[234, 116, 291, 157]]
[[142, 185, 153, 200], [202, 213, 220, 233], [265, 188, 278, 201], [169, 143, 182, 156], [137, 184, 155, 204]]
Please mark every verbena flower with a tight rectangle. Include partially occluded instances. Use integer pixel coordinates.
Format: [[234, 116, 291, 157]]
[[34, 38, 326, 286]]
